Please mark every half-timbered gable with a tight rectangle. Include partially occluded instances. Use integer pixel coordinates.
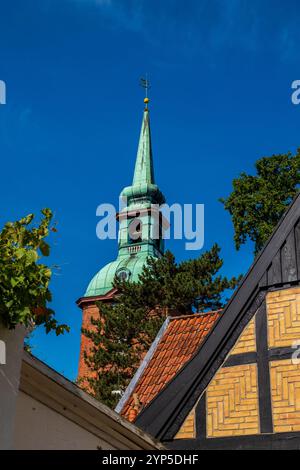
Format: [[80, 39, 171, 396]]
[[131, 193, 300, 450]]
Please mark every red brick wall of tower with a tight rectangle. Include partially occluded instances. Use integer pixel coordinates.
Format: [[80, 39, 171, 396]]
[[77, 302, 100, 382], [77, 289, 117, 386]]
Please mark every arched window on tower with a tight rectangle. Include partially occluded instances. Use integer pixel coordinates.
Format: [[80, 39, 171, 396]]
[[128, 218, 142, 244]]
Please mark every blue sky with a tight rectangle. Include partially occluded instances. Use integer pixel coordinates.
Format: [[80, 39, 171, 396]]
[[0, 0, 300, 380]]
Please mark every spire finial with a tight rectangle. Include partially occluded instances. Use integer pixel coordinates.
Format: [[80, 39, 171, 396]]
[[140, 75, 151, 110]]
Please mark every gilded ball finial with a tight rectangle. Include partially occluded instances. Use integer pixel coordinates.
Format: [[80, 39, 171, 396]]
[[140, 76, 150, 109]]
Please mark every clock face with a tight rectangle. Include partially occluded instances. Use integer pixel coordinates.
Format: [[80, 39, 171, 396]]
[[116, 268, 131, 282], [128, 218, 142, 243]]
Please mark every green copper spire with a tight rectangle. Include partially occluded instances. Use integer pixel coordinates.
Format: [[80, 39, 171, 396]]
[[121, 105, 165, 206], [84, 98, 165, 297], [132, 109, 155, 186]]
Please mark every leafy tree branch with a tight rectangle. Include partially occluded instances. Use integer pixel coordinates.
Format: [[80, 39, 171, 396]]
[[0, 208, 69, 335], [220, 149, 300, 254]]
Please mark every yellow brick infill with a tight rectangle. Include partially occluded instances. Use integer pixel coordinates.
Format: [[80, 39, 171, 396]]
[[267, 287, 300, 349], [270, 359, 300, 432], [231, 317, 256, 355], [174, 408, 195, 439], [206, 364, 260, 438], [175, 287, 300, 440]]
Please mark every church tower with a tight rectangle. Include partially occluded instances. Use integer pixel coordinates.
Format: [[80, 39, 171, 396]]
[[77, 96, 166, 380]]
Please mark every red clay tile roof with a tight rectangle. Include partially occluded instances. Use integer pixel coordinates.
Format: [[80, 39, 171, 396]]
[[121, 310, 222, 422]]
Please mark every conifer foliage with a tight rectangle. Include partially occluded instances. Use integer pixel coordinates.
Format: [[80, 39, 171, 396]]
[[82, 244, 240, 408]]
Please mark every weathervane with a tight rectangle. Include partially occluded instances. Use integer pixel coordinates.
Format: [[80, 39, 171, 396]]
[[140, 75, 151, 108]]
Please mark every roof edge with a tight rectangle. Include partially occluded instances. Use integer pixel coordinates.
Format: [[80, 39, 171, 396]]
[[115, 316, 170, 414], [21, 351, 165, 449], [169, 310, 222, 321], [76, 288, 118, 308]]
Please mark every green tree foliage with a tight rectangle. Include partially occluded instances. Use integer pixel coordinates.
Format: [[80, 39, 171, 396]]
[[82, 245, 240, 408], [0, 208, 69, 335], [220, 150, 300, 255]]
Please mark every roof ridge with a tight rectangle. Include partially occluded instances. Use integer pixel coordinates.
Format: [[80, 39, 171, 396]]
[[169, 309, 222, 321]]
